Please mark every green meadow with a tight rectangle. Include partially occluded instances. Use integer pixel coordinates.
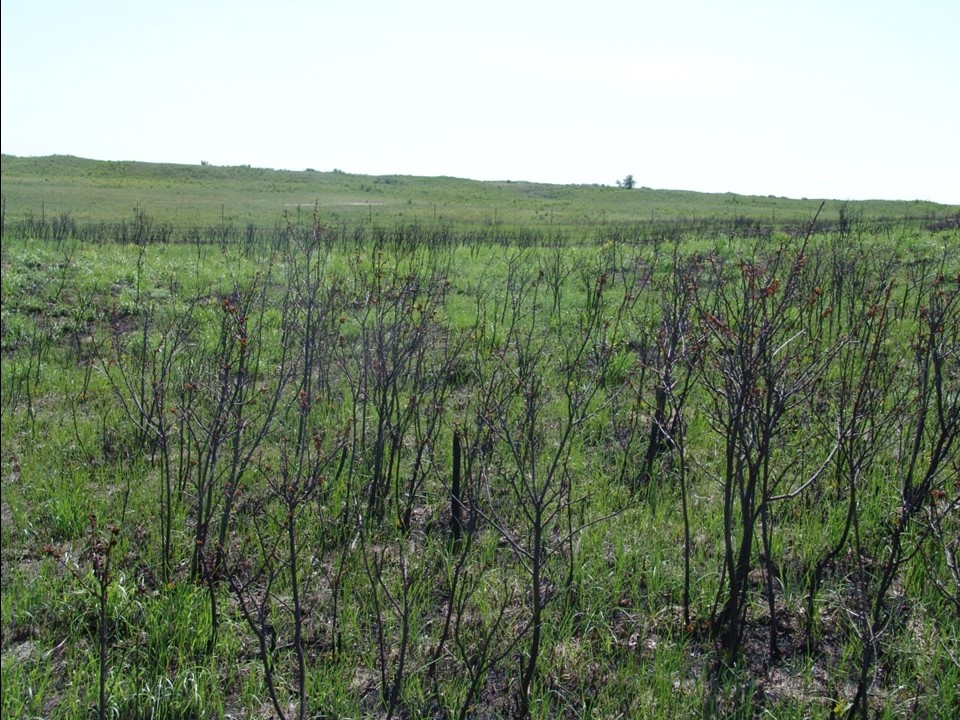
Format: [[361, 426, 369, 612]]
[[1, 155, 958, 719], [3, 153, 952, 229]]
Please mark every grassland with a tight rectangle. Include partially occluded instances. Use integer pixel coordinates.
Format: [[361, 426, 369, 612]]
[[1, 156, 958, 719], [3, 154, 955, 230]]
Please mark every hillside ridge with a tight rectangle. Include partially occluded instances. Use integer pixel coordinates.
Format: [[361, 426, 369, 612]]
[[2, 153, 957, 228]]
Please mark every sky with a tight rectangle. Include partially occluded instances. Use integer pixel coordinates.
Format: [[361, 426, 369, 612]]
[[2, 0, 958, 204]]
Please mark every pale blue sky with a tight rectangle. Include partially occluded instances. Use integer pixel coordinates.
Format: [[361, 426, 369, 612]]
[[2, 0, 957, 203]]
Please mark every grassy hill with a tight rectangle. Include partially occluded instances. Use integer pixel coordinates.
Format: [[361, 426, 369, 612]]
[[2, 153, 958, 719], [3, 154, 956, 231]]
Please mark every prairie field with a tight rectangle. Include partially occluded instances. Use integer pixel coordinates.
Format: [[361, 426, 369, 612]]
[[1, 157, 958, 719]]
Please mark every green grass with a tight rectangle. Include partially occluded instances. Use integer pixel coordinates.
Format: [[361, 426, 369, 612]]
[[3, 153, 956, 229], [1, 170, 958, 719]]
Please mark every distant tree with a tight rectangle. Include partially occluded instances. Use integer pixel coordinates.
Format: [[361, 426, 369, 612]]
[[617, 174, 636, 189]]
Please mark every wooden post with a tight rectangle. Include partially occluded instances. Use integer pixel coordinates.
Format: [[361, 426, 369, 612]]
[[451, 429, 463, 546]]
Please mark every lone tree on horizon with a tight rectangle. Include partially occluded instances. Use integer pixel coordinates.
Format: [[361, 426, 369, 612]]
[[617, 174, 636, 189]]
